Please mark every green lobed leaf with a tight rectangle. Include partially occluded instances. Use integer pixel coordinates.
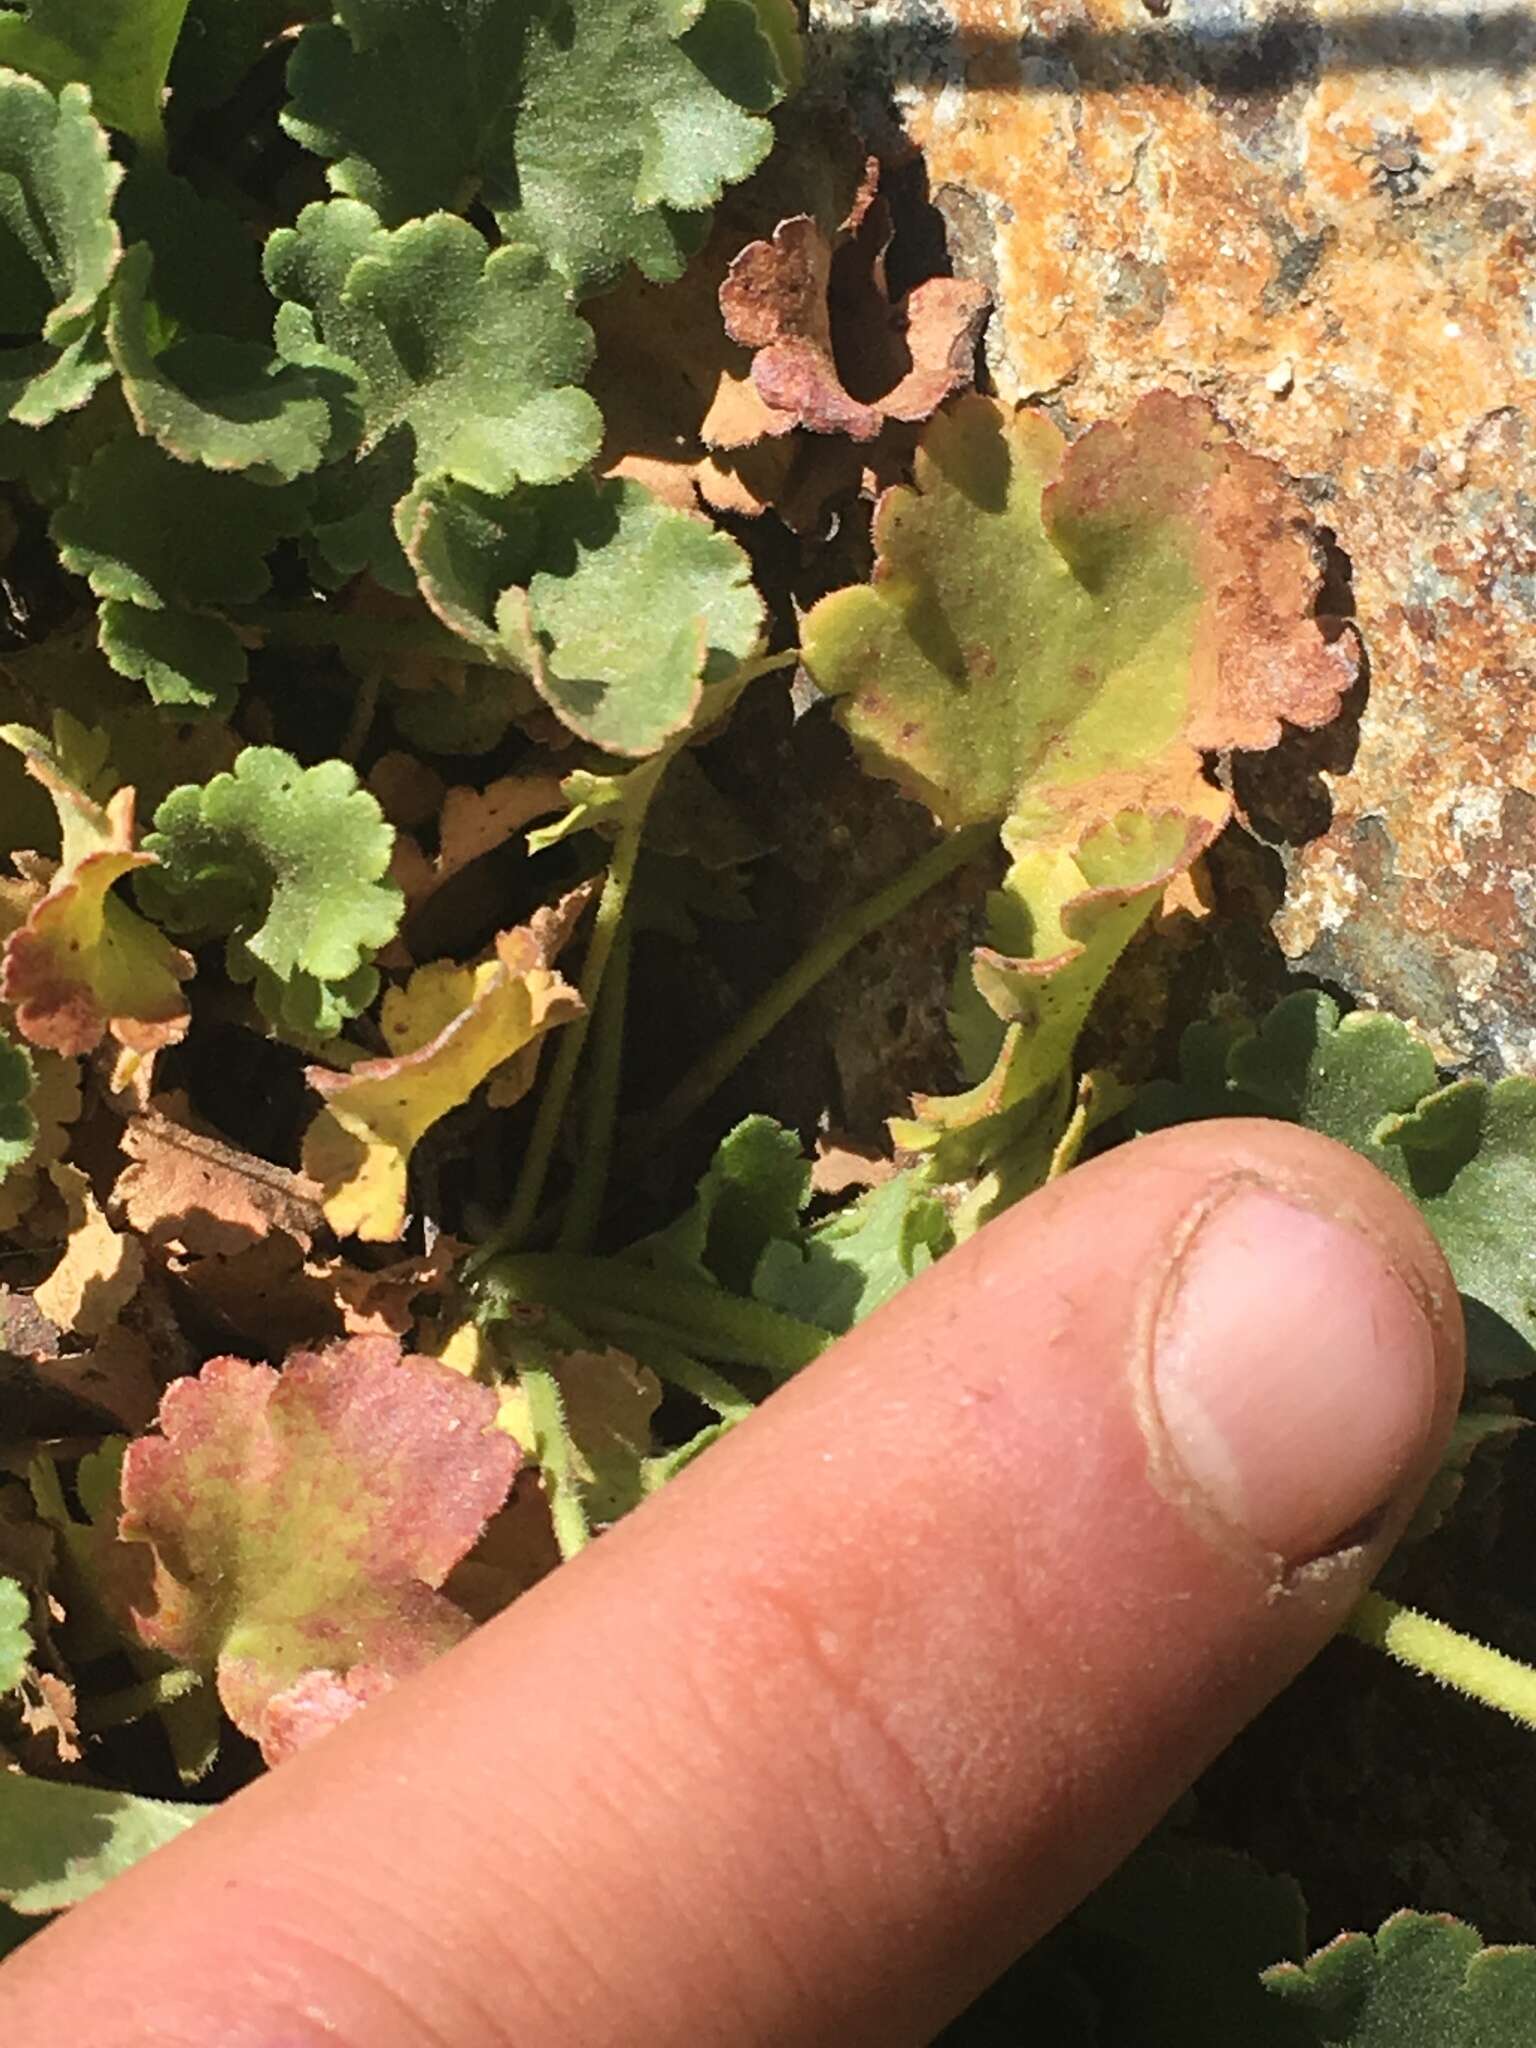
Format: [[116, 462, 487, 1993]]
[[1377, 1076, 1536, 1381], [644, 1113, 810, 1296], [107, 242, 340, 482], [119, 1337, 521, 1763], [52, 431, 311, 612], [0, 1573, 31, 1692], [138, 748, 403, 1016], [1265, 1909, 1536, 2043], [0, 71, 121, 427], [0, 1773, 202, 1913], [0, 0, 191, 150], [97, 600, 245, 718], [281, 0, 790, 297], [0, 1035, 37, 1180], [802, 393, 1354, 1207], [401, 471, 765, 753], [754, 1173, 954, 1335], [169, 0, 328, 115], [640, 1116, 954, 1338], [115, 164, 274, 345], [266, 201, 600, 496], [1216, 994, 1536, 1383]]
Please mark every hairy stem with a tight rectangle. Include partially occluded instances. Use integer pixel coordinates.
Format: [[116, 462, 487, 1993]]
[[481, 1252, 829, 1379], [77, 1668, 201, 1736], [1347, 1591, 1536, 1729], [520, 1364, 590, 1560], [492, 767, 659, 1257], [630, 820, 995, 1149], [557, 920, 632, 1256], [627, 1338, 756, 1423]]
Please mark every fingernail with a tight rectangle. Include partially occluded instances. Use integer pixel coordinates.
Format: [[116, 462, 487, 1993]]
[[1151, 1186, 1440, 1560]]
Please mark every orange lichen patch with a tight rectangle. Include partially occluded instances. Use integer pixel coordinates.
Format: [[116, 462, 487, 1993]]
[[861, 0, 1535, 1064]]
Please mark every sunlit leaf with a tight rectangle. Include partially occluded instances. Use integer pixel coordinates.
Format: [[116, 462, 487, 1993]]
[[0, 721, 192, 1058], [0, 72, 121, 427], [0, 1773, 202, 1913], [267, 201, 600, 494], [802, 393, 1355, 1200], [282, 0, 792, 296], [401, 471, 764, 753], [138, 746, 402, 1039], [1265, 1909, 1536, 2043], [303, 924, 582, 1241], [119, 1336, 520, 1763], [107, 241, 340, 483], [0, 0, 191, 150]]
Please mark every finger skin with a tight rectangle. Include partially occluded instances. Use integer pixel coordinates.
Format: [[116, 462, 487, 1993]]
[[2, 1122, 1462, 2046]]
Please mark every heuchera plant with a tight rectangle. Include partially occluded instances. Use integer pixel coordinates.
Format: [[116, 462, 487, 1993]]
[[1, 0, 1535, 2032]]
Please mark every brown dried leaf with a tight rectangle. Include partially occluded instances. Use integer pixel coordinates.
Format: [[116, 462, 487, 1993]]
[[392, 772, 566, 923], [34, 1163, 144, 1339], [720, 164, 990, 445], [115, 1103, 325, 1257]]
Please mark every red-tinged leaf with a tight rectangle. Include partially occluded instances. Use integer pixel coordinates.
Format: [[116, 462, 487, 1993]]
[[719, 162, 989, 443], [119, 1337, 520, 1762], [0, 725, 192, 1059]]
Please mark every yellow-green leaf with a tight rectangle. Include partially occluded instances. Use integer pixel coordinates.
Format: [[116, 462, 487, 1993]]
[[303, 925, 582, 1241]]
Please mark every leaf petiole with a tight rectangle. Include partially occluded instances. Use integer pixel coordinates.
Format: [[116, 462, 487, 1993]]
[[490, 758, 661, 1257], [557, 918, 632, 1255], [1346, 1591, 1536, 1730], [519, 1364, 592, 1560], [479, 1251, 829, 1379], [629, 819, 996, 1150]]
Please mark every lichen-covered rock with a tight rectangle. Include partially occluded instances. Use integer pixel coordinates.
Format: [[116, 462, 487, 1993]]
[[815, 0, 1535, 1068]]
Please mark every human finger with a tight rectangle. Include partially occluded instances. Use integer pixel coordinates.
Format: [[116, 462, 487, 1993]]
[[0, 1119, 1464, 2046]]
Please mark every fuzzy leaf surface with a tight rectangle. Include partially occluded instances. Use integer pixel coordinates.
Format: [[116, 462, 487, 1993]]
[[107, 242, 338, 482], [267, 203, 599, 493], [1129, 993, 1536, 1383], [501, 1347, 662, 1526], [802, 392, 1353, 846], [52, 431, 310, 612], [803, 393, 1354, 1193], [0, 72, 120, 425], [1228, 995, 1536, 1382], [0, 1773, 202, 1912], [0, 1574, 30, 1691], [139, 748, 402, 1033], [119, 1337, 520, 1763], [754, 1172, 954, 1334], [0, 0, 190, 148], [641, 1117, 950, 1336], [97, 599, 245, 719], [282, 0, 789, 296], [403, 472, 764, 752], [1, 722, 192, 1057], [1265, 1909, 1536, 2042], [303, 926, 582, 1240]]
